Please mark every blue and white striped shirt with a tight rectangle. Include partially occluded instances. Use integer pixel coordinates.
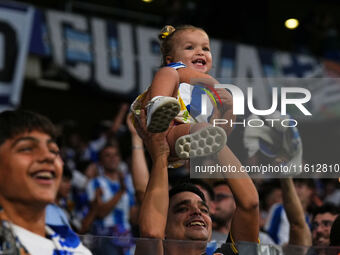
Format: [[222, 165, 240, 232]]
[[86, 175, 135, 236]]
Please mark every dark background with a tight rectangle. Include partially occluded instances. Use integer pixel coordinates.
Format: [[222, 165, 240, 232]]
[[21, 0, 340, 55], [12, 0, 340, 164]]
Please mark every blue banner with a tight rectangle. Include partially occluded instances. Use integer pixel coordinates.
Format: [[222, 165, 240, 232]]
[[1, 2, 340, 120], [0, 3, 34, 111]]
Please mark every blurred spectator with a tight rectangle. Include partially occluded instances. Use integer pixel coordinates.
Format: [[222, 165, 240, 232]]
[[324, 179, 340, 206], [46, 165, 74, 228], [258, 180, 283, 228], [243, 112, 313, 245], [66, 161, 99, 233], [85, 143, 137, 255], [211, 181, 235, 243], [209, 180, 275, 246], [46, 165, 90, 233], [82, 103, 129, 163], [280, 178, 312, 246], [59, 120, 87, 171], [264, 173, 314, 244], [294, 179, 317, 212], [330, 214, 340, 246], [312, 203, 339, 246]]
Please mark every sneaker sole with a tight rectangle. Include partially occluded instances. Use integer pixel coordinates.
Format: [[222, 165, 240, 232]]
[[147, 100, 180, 133], [175, 126, 227, 159]]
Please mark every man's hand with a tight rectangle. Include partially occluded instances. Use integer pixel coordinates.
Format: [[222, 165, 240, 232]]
[[135, 109, 170, 161], [210, 88, 235, 136], [126, 113, 139, 137]]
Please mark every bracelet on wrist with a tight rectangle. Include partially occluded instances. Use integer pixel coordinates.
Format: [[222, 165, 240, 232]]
[[132, 145, 144, 150]]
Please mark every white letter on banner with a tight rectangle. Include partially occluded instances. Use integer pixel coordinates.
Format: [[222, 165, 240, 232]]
[[136, 26, 161, 93], [281, 87, 312, 115], [92, 20, 134, 94], [0, 6, 33, 107], [235, 45, 270, 109], [209, 39, 221, 78], [0, 33, 4, 71], [46, 10, 90, 81], [0, 22, 17, 87]]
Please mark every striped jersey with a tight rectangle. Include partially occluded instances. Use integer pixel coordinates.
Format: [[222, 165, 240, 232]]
[[86, 175, 135, 236]]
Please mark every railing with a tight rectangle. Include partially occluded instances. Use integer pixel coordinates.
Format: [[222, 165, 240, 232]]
[[1, 236, 340, 254], [80, 236, 340, 255]]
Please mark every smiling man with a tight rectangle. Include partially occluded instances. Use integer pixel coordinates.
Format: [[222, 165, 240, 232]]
[[0, 110, 91, 255], [166, 185, 212, 242], [136, 109, 259, 255], [312, 204, 339, 246]]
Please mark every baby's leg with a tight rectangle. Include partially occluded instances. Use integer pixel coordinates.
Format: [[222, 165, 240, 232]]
[[167, 124, 190, 158], [167, 123, 227, 159], [142, 70, 181, 133], [149, 68, 179, 99]]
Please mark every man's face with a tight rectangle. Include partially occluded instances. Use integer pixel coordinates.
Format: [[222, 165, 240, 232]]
[[100, 146, 120, 172], [312, 212, 338, 246], [213, 185, 236, 225], [167, 30, 212, 74], [166, 191, 212, 241], [195, 184, 215, 215], [0, 131, 62, 207]]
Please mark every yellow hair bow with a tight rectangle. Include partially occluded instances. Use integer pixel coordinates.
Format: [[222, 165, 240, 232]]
[[161, 32, 169, 39]]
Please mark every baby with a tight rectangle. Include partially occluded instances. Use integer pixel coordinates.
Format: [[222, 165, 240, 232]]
[[131, 25, 234, 163]]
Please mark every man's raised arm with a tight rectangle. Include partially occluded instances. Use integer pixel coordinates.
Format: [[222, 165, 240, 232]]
[[137, 109, 170, 239], [218, 146, 260, 243]]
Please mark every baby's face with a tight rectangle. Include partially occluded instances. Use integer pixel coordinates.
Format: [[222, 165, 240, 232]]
[[167, 30, 212, 74]]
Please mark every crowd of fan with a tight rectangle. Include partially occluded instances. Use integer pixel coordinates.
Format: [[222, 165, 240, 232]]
[[1, 105, 339, 255], [43, 103, 340, 254]]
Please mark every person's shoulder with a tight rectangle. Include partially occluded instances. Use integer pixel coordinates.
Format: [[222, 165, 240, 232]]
[[46, 204, 70, 227], [48, 224, 81, 247], [212, 243, 238, 255], [47, 225, 93, 254]]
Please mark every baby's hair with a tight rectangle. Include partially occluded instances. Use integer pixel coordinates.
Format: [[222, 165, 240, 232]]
[[158, 25, 207, 66]]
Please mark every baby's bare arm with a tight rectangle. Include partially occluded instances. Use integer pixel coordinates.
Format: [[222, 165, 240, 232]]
[[140, 67, 179, 110]]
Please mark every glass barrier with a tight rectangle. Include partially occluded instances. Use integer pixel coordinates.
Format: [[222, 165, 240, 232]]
[[78, 236, 340, 255], [1, 235, 340, 254]]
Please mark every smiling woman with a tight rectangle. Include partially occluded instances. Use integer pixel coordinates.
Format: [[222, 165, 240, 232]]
[[0, 110, 92, 255]]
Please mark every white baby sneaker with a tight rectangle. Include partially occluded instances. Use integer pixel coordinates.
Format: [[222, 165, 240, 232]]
[[175, 126, 227, 159], [147, 96, 180, 133]]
